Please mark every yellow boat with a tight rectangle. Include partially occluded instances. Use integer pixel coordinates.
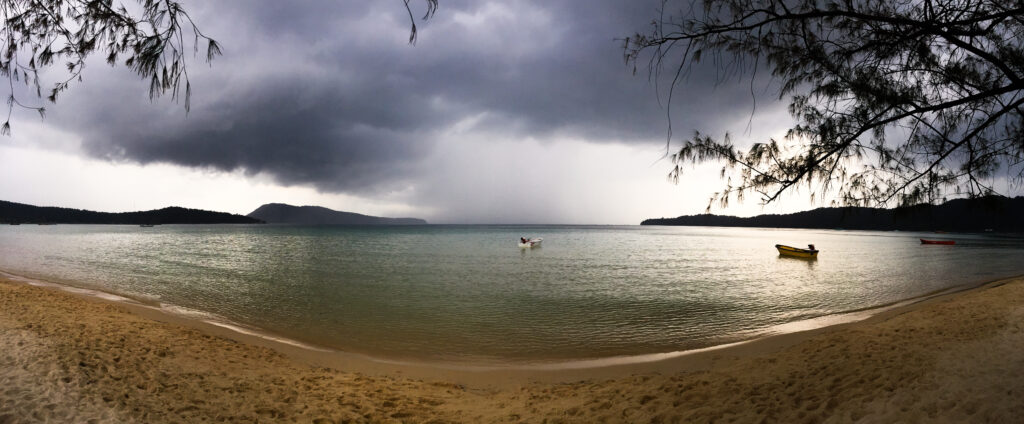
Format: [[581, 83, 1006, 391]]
[[776, 244, 819, 258]]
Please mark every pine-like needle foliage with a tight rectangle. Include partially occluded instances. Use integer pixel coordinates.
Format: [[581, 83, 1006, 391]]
[[0, 0, 221, 133], [0, 0, 438, 135], [625, 0, 1024, 208]]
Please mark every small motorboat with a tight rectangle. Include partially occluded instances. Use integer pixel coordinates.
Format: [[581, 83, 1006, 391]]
[[920, 239, 955, 245], [518, 238, 543, 248], [776, 244, 818, 258]]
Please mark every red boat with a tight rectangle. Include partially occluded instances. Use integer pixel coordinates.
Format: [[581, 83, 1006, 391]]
[[920, 239, 955, 245]]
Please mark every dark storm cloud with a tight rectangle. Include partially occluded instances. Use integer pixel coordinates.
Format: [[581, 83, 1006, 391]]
[[49, 0, 771, 194]]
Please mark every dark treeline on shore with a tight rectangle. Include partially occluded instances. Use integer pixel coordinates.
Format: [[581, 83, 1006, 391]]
[[0, 200, 262, 225], [642, 196, 1024, 232]]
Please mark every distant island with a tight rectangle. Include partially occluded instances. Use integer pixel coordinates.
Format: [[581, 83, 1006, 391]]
[[642, 196, 1024, 232], [0, 200, 262, 225], [248, 203, 427, 225]]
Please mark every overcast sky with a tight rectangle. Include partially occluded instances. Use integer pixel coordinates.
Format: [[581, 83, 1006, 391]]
[[0, 0, 816, 224]]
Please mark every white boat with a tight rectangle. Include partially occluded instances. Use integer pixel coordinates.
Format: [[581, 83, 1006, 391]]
[[518, 238, 543, 248]]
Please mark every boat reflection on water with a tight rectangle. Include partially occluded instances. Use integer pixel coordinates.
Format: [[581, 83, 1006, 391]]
[[777, 252, 818, 269]]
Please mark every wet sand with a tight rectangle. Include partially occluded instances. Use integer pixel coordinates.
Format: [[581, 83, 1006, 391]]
[[1, 274, 1023, 423]]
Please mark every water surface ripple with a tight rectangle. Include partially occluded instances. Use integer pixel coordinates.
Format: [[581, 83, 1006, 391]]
[[1, 224, 1022, 363]]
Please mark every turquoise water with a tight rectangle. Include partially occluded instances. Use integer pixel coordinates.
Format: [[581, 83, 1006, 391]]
[[1, 224, 1022, 364]]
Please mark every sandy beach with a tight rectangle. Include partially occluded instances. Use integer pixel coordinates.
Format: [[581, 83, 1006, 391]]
[[2, 274, 1023, 423]]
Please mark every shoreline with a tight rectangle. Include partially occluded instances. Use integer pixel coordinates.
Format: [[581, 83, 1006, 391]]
[[0, 268, 993, 376], [3, 272, 1024, 421]]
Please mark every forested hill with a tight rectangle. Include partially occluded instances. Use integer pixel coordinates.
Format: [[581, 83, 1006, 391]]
[[641, 196, 1024, 232], [0, 200, 263, 225], [248, 203, 427, 225]]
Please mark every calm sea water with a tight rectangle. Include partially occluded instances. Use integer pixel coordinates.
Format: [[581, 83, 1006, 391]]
[[1, 224, 1022, 364]]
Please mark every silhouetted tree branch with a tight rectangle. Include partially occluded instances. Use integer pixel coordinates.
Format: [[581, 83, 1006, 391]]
[[405, 0, 438, 44], [626, 0, 1024, 209], [0, 0, 221, 134], [0, 0, 437, 135]]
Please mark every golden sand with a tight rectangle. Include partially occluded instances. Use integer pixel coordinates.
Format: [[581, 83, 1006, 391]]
[[1, 274, 1023, 423]]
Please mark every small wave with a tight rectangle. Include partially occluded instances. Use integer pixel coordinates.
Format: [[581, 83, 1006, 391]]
[[1, 269, 331, 355], [158, 304, 221, 320], [1, 270, 137, 303], [203, 321, 332, 352]]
